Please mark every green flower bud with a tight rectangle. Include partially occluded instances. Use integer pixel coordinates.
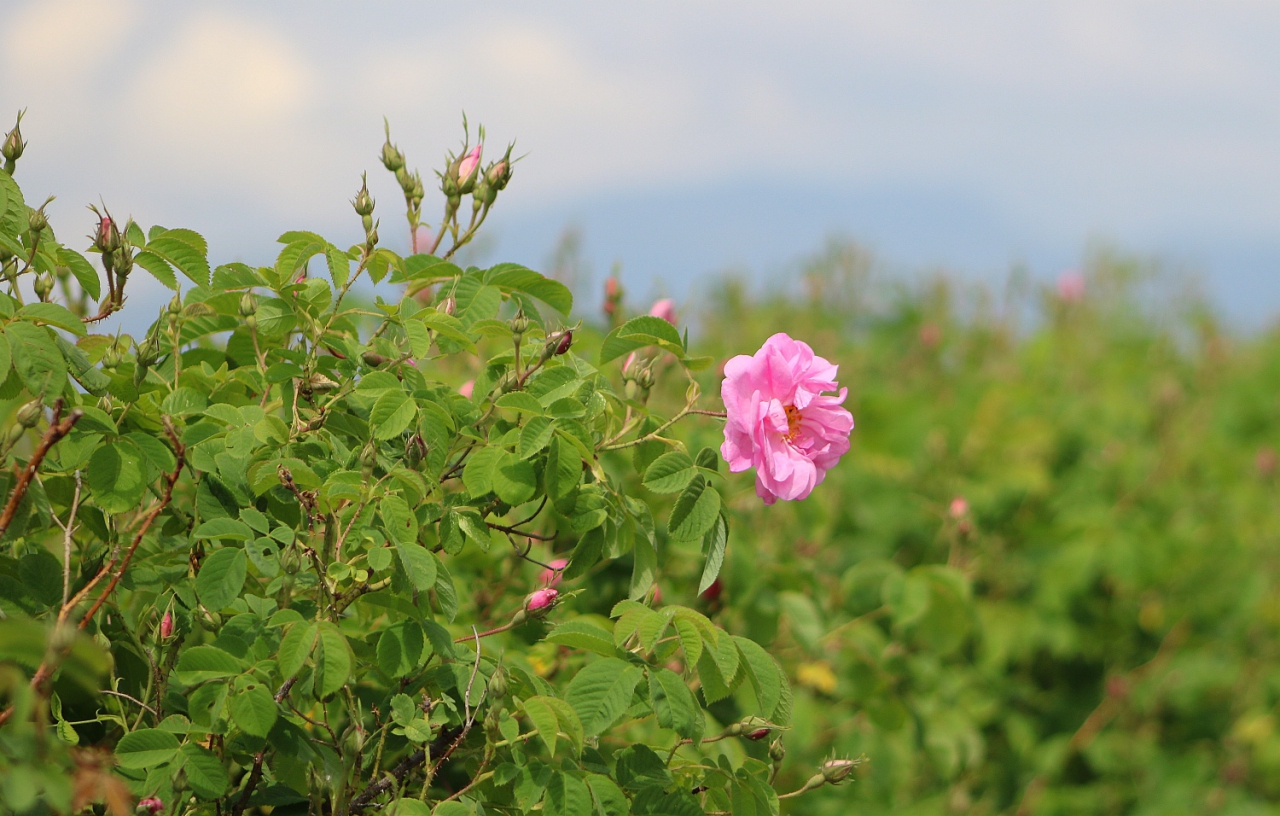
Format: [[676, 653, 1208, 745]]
[[168, 294, 183, 315], [380, 121, 405, 173], [509, 311, 529, 337], [352, 176, 375, 217], [769, 737, 786, 763], [244, 314, 257, 331], [27, 208, 48, 234], [405, 434, 426, 468], [238, 292, 257, 317], [1, 111, 26, 169], [33, 272, 53, 301], [15, 400, 42, 428], [101, 346, 122, 370], [821, 758, 859, 785], [6, 424, 25, 447], [488, 668, 508, 699]]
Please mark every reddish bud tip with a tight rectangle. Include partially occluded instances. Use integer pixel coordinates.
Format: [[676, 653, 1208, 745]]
[[700, 578, 723, 602], [160, 611, 173, 640], [555, 330, 573, 356], [746, 727, 771, 741], [138, 797, 164, 815]]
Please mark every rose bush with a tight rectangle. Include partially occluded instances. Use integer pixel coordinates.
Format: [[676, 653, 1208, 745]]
[[0, 116, 855, 816]]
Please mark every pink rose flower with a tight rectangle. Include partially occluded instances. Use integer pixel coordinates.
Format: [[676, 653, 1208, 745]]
[[458, 380, 474, 399], [1057, 270, 1085, 302], [538, 558, 568, 587], [720, 333, 853, 504], [526, 587, 558, 611], [648, 299, 676, 324]]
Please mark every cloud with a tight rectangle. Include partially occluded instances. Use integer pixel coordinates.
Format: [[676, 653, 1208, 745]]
[[120, 10, 333, 214], [4, 0, 138, 89]]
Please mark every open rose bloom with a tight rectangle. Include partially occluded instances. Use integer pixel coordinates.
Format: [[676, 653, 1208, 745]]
[[721, 333, 854, 504]]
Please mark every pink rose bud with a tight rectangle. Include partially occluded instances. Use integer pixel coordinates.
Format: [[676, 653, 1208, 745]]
[[525, 587, 558, 612], [821, 758, 858, 784], [648, 299, 676, 325], [459, 380, 474, 399], [538, 559, 568, 587], [651, 584, 663, 604], [949, 497, 968, 518], [720, 333, 853, 505], [1057, 270, 1085, 303], [138, 797, 164, 815], [746, 727, 771, 741], [458, 145, 483, 188], [605, 277, 620, 299], [160, 611, 173, 640]]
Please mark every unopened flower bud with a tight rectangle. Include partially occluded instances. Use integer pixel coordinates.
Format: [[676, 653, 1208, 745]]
[[1, 111, 26, 170], [27, 208, 48, 234], [457, 145, 482, 194], [509, 311, 529, 337], [525, 587, 558, 613], [769, 738, 786, 763], [160, 610, 174, 640], [15, 400, 42, 428], [486, 144, 515, 192], [745, 727, 770, 741], [114, 245, 133, 278], [137, 796, 164, 815], [33, 273, 53, 301], [168, 294, 183, 316], [6, 424, 26, 447], [440, 297, 456, 316], [636, 366, 655, 391], [821, 758, 858, 785], [361, 444, 378, 472], [92, 210, 120, 255], [380, 123, 405, 173], [352, 177, 375, 217], [102, 346, 122, 370], [488, 668, 508, 699], [554, 330, 572, 356], [405, 434, 427, 468], [366, 225, 379, 247]]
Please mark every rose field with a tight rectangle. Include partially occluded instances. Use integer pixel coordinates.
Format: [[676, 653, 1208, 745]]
[[1, 115, 1280, 816]]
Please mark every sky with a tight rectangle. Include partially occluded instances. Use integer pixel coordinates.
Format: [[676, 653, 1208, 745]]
[[2, 1, 1278, 327]]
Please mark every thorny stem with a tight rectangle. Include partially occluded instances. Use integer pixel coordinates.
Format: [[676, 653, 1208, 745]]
[[0, 399, 83, 538]]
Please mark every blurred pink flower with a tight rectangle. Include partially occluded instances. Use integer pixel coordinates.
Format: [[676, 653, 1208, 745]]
[[458, 145, 482, 183], [526, 587, 558, 611], [538, 558, 568, 587], [459, 380, 474, 399], [413, 225, 433, 255], [1057, 270, 1085, 302], [949, 497, 968, 518], [648, 298, 676, 324], [138, 798, 164, 815], [720, 333, 853, 505]]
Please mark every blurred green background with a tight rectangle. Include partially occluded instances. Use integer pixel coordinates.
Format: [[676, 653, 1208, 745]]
[[627, 242, 1280, 815]]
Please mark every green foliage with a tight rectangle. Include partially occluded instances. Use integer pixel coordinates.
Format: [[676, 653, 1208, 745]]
[[0, 146, 805, 816]]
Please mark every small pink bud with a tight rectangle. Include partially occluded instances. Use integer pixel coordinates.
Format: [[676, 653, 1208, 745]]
[[605, 277, 620, 300], [622, 353, 637, 376], [648, 299, 676, 325], [821, 758, 857, 784], [458, 145, 482, 186], [949, 497, 968, 519], [525, 588, 558, 612], [459, 380, 474, 399], [650, 584, 663, 604], [538, 559, 568, 587], [1057, 270, 1085, 303], [160, 611, 173, 640], [138, 797, 164, 815], [745, 727, 771, 741]]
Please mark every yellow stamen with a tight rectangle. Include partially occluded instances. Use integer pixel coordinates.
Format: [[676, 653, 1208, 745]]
[[784, 404, 802, 439]]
